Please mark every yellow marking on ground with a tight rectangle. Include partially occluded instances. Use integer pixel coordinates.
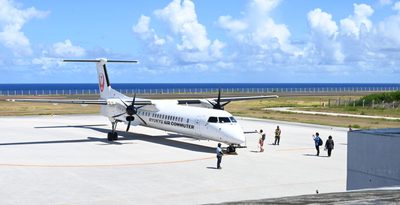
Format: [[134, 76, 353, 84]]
[[0, 156, 215, 168]]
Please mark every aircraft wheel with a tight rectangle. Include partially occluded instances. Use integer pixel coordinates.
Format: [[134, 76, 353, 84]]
[[112, 132, 118, 140], [107, 132, 114, 141], [227, 145, 235, 153]]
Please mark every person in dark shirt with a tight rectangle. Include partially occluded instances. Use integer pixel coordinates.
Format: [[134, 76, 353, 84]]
[[325, 135, 334, 157]]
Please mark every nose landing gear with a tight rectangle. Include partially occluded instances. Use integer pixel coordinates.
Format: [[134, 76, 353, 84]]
[[107, 121, 118, 141]]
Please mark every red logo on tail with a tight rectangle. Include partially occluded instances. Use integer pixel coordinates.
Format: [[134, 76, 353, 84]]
[[99, 74, 105, 92]]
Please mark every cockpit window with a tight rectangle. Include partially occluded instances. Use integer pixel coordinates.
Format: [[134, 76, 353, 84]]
[[208, 117, 218, 123], [229, 117, 237, 123], [219, 117, 231, 123]]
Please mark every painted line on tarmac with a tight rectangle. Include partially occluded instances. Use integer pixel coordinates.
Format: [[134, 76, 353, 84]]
[[0, 156, 215, 168]]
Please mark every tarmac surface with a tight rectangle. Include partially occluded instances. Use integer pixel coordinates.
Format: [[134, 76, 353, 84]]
[[0, 115, 348, 205]]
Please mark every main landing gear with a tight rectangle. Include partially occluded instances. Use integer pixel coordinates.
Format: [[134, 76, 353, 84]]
[[107, 121, 118, 141], [226, 144, 247, 153], [227, 145, 236, 153]]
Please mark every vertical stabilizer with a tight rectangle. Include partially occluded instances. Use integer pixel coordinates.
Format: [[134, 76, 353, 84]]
[[96, 59, 112, 99], [63, 59, 138, 99]]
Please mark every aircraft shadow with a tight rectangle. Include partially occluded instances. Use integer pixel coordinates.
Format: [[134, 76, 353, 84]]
[[2, 125, 215, 154]]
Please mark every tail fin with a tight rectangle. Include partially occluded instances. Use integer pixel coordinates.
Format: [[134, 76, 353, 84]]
[[63, 59, 138, 99]]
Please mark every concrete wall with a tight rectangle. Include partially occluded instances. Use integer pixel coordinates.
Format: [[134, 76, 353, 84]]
[[347, 128, 400, 190]]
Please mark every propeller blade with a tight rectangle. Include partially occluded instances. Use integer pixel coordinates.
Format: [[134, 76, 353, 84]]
[[126, 121, 131, 132], [136, 114, 147, 125], [217, 89, 221, 104], [112, 112, 126, 118], [207, 99, 215, 106], [221, 101, 230, 107], [119, 98, 129, 107], [131, 93, 136, 106]]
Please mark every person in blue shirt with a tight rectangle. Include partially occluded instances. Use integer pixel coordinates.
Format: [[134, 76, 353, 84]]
[[216, 143, 224, 169], [313, 132, 322, 156]]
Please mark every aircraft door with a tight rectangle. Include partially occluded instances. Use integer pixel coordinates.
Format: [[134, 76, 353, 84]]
[[194, 116, 204, 137]]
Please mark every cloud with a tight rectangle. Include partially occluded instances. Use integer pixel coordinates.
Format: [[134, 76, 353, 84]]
[[0, 0, 48, 56], [217, 0, 300, 68], [218, 16, 247, 33], [32, 39, 86, 69], [132, 15, 165, 46], [340, 4, 374, 38], [308, 8, 338, 37], [376, 2, 400, 49], [394, 1, 400, 11], [154, 0, 211, 52], [32, 57, 62, 70], [132, 0, 225, 67], [307, 8, 344, 64], [52, 39, 86, 57]]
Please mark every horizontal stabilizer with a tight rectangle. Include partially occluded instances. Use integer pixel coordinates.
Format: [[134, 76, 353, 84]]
[[63, 59, 138, 63]]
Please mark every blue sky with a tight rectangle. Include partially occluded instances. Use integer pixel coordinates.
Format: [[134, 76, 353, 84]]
[[0, 0, 400, 83]]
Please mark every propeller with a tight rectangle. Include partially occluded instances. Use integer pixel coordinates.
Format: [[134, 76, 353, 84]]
[[207, 89, 231, 110], [112, 93, 147, 132]]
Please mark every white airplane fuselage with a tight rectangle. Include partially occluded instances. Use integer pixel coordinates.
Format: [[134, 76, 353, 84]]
[[102, 99, 246, 145]]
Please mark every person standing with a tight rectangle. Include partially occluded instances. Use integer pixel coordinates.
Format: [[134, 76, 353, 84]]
[[259, 129, 266, 152], [274, 126, 281, 145], [216, 143, 224, 169], [313, 132, 322, 156], [348, 125, 353, 131], [325, 135, 334, 157]]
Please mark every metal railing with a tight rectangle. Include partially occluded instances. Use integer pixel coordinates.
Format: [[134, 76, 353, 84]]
[[0, 86, 399, 96]]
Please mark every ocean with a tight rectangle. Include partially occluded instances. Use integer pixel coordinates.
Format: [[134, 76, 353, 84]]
[[0, 83, 399, 95]]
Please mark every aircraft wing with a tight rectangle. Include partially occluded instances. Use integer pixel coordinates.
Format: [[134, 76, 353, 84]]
[[6, 98, 153, 105], [212, 95, 279, 102], [177, 95, 278, 105]]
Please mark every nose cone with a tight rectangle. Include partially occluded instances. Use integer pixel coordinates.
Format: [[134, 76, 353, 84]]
[[222, 125, 246, 144]]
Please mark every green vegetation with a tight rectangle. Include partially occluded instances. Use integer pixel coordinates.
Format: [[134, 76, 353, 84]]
[[356, 91, 400, 105]]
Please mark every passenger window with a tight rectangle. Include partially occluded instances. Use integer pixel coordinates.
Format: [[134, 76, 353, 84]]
[[208, 117, 218, 123], [229, 117, 237, 123], [219, 117, 231, 123]]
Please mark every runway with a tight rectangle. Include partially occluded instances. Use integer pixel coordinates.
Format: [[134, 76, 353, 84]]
[[0, 115, 348, 205]]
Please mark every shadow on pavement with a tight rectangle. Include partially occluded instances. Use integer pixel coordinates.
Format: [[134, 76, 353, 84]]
[[1, 125, 215, 153]]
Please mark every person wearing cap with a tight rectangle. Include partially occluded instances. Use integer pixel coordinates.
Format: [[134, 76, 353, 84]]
[[216, 143, 224, 169]]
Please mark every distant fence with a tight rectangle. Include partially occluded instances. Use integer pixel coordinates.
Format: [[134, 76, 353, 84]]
[[0, 86, 400, 96], [322, 98, 400, 109]]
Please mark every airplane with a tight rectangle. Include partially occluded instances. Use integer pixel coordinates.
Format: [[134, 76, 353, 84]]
[[7, 59, 278, 152]]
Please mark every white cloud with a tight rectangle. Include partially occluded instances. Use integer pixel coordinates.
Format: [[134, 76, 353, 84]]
[[0, 0, 48, 56], [218, 16, 247, 33], [32, 57, 62, 70], [340, 4, 374, 38], [132, 15, 150, 34], [248, 0, 281, 15], [128, 0, 224, 64], [217, 0, 298, 62], [393, 1, 400, 11], [308, 8, 338, 37], [132, 15, 166, 46], [154, 0, 211, 52], [377, 3, 400, 46], [52, 39, 86, 57], [307, 8, 344, 63]]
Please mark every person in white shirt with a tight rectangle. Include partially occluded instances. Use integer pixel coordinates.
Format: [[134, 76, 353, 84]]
[[216, 143, 224, 169]]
